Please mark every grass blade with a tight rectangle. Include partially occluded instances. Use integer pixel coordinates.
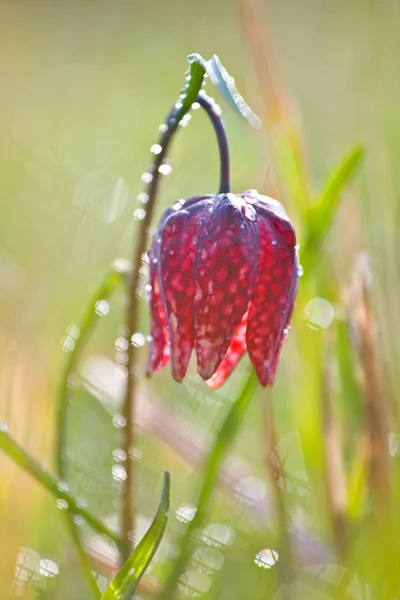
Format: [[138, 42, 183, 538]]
[[101, 472, 170, 600], [160, 371, 258, 599], [301, 146, 364, 267], [56, 261, 130, 480]]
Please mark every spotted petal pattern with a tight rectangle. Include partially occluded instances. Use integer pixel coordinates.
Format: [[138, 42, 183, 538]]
[[245, 202, 298, 386], [146, 189, 299, 388], [194, 194, 260, 380], [206, 311, 248, 389], [160, 199, 212, 381]]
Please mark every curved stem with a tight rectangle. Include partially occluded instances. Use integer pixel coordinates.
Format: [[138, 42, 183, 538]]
[[197, 92, 231, 194], [121, 102, 202, 559], [121, 68, 230, 562]]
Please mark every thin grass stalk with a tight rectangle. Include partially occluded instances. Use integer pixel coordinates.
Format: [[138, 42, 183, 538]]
[[320, 335, 347, 562], [261, 388, 293, 594]]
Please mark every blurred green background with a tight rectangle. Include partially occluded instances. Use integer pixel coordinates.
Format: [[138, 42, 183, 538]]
[[1, 1, 400, 599]]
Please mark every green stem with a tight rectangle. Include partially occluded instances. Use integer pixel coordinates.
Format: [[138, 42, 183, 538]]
[[120, 56, 207, 561], [160, 370, 258, 599], [0, 430, 123, 547], [65, 516, 101, 598]]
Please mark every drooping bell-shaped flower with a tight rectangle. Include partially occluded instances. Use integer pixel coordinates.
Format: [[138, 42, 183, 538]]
[[146, 190, 298, 388], [144, 92, 298, 388]]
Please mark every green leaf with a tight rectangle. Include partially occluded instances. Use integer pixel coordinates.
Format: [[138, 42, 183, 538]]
[[101, 471, 170, 600], [186, 53, 261, 128], [160, 371, 258, 599], [301, 146, 364, 267]]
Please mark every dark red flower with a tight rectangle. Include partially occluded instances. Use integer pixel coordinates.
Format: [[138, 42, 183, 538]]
[[146, 190, 299, 388]]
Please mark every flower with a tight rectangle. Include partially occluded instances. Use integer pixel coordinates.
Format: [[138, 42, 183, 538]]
[[146, 190, 299, 388]]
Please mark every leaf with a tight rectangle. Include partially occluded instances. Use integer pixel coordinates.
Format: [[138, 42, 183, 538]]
[[101, 471, 170, 600], [301, 146, 364, 267], [186, 53, 261, 128], [205, 55, 262, 128], [160, 371, 258, 599]]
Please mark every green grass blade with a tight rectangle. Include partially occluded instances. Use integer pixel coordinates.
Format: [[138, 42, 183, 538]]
[[56, 261, 130, 480], [101, 472, 170, 600], [160, 371, 258, 599], [0, 430, 122, 547], [301, 146, 364, 267]]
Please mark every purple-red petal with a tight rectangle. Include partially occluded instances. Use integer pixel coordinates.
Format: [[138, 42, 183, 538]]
[[206, 311, 248, 389], [246, 201, 298, 386], [160, 200, 212, 381], [194, 194, 260, 380]]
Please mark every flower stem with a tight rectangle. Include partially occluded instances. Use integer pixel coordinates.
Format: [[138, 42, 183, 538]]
[[197, 92, 231, 194], [121, 60, 208, 561]]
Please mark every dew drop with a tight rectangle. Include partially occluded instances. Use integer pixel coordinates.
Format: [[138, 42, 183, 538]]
[[113, 448, 127, 462], [112, 464, 127, 482], [112, 414, 127, 428], [176, 503, 197, 523], [137, 192, 149, 204], [254, 549, 279, 569], [159, 163, 173, 176], [134, 208, 146, 220], [57, 481, 69, 493], [0, 420, 9, 432], [192, 102, 200, 110], [115, 336, 129, 352], [56, 499, 68, 510], [145, 284, 152, 293], [141, 172, 153, 184], [40, 559, 59, 578], [151, 144, 162, 155], [65, 324, 80, 339], [131, 332, 145, 347], [95, 300, 110, 316], [159, 124, 168, 133], [298, 264, 304, 277], [61, 336, 75, 352]]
